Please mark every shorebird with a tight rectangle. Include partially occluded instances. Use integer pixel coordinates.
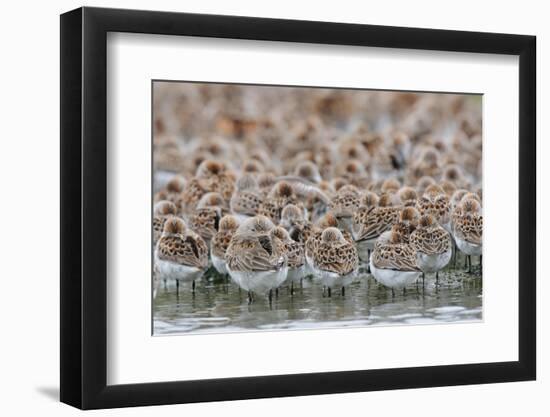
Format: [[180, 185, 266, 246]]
[[416, 176, 437, 196], [271, 226, 307, 295], [393, 206, 421, 244], [230, 174, 263, 223], [294, 160, 323, 184], [153, 174, 186, 205], [305, 212, 354, 272], [416, 184, 451, 231], [210, 215, 240, 275], [225, 216, 288, 302], [279, 204, 315, 245], [180, 160, 235, 214], [452, 198, 483, 273], [410, 214, 452, 284], [187, 192, 226, 243], [397, 186, 418, 207], [154, 217, 209, 293], [352, 193, 400, 264], [153, 200, 178, 244], [257, 173, 277, 198], [370, 228, 421, 296], [258, 181, 300, 224], [329, 184, 361, 233], [310, 227, 359, 297]]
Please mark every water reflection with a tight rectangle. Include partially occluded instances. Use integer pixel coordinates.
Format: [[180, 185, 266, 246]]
[[153, 264, 482, 335]]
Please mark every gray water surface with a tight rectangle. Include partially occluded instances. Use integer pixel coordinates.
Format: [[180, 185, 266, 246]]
[[153, 260, 482, 335]]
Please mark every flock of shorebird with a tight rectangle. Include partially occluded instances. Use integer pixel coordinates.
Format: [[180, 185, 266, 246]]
[[152, 87, 482, 302]]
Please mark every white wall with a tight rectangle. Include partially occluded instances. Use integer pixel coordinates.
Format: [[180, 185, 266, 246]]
[[0, 0, 545, 415]]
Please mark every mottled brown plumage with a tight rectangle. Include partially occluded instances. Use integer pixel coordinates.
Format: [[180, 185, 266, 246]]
[[230, 174, 263, 217], [312, 228, 358, 276], [258, 181, 300, 224], [416, 185, 451, 226], [452, 199, 483, 245], [180, 160, 235, 213], [410, 215, 451, 255], [210, 215, 239, 259], [270, 226, 305, 269], [371, 230, 419, 272], [352, 198, 400, 242], [153, 200, 178, 243], [156, 218, 209, 269]]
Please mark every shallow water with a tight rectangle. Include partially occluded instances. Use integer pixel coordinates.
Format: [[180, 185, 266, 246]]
[[153, 256, 482, 335]]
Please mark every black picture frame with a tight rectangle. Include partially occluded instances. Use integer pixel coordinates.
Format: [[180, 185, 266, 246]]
[[60, 6, 536, 410]]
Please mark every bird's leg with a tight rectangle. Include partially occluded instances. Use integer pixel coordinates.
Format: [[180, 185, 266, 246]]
[[275, 288, 279, 298], [192, 280, 195, 293], [453, 242, 458, 268], [328, 287, 332, 298], [176, 279, 179, 295], [436, 271, 439, 285], [422, 273, 425, 287], [468, 255, 472, 274], [367, 250, 371, 273], [479, 255, 483, 275], [268, 289, 273, 303], [403, 287, 406, 296], [391, 288, 395, 299], [341, 286, 345, 297], [248, 291, 253, 304], [290, 282, 294, 296]]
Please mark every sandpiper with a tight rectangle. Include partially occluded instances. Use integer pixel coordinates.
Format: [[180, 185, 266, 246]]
[[452, 198, 483, 273], [370, 228, 421, 295], [154, 217, 209, 293], [410, 214, 452, 283], [393, 206, 421, 243], [397, 186, 418, 207], [271, 226, 307, 294], [210, 215, 240, 275], [294, 160, 323, 184], [279, 204, 315, 244], [153, 200, 178, 244], [188, 192, 226, 243], [329, 184, 361, 233], [180, 160, 235, 214], [230, 174, 263, 223], [352, 193, 400, 263], [225, 216, 288, 302], [258, 181, 300, 224], [416, 184, 451, 231], [310, 227, 359, 297], [305, 212, 354, 272]]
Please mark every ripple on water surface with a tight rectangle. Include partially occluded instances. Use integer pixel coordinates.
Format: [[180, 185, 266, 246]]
[[153, 267, 482, 335]]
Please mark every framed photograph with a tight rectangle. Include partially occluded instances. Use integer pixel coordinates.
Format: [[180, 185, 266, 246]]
[[60, 6, 536, 409]]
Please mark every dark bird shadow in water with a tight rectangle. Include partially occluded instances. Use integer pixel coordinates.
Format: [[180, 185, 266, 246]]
[[36, 386, 59, 401]]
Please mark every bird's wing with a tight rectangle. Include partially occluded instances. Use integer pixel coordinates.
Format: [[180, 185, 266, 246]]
[[226, 235, 279, 272], [230, 191, 262, 216], [411, 228, 451, 254], [355, 208, 398, 241], [372, 244, 419, 271], [455, 214, 483, 245]]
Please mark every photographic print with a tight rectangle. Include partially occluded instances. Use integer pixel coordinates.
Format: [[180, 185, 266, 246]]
[[152, 81, 482, 335]]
